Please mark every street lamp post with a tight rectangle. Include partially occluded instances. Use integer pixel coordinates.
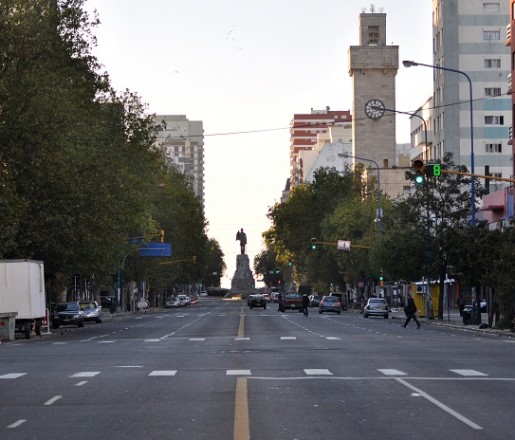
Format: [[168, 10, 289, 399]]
[[339, 152, 382, 239], [402, 60, 476, 227]]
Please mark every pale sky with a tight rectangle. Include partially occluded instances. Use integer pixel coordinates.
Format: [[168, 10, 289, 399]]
[[84, 0, 433, 288]]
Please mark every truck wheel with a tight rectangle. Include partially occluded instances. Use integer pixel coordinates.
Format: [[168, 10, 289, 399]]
[[24, 323, 31, 339], [35, 320, 42, 336]]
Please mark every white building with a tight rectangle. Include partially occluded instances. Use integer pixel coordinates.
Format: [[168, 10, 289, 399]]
[[155, 115, 205, 206]]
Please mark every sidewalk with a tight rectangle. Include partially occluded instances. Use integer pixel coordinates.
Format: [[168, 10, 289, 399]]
[[389, 308, 514, 338]]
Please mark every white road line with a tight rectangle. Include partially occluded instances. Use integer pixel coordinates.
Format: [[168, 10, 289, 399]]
[[149, 370, 177, 376], [450, 369, 488, 377], [304, 369, 333, 376], [44, 395, 62, 406], [396, 378, 483, 430], [227, 370, 251, 376], [144, 339, 161, 342], [326, 337, 341, 340], [0, 373, 27, 379], [70, 372, 100, 378], [189, 338, 205, 341], [378, 369, 407, 376], [97, 340, 116, 344], [7, 419, 26, 429], [75, 381, 88, 386], [280, 336, 296, 340], [235, 337, 250, 341]]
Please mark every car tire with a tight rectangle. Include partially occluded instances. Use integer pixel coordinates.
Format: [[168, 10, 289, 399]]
[[78, 319, 85, 328], [384, 315, 388, 319], [264, 304, 267, 309], [96, 318, 102, 323], [250, 305, 253, 309], [337, 311, 341, 315], [364, 313, 368, 318], [319, 310, 323, 314]]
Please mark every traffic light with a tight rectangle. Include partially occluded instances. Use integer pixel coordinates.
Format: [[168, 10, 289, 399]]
[[379, 272, 384, 288], [311, 238, 317, 250], [425, 163, 442, 177], [412, 160, 425, 185], [159, 229, 165, 242], [288, 258, 292, 267]]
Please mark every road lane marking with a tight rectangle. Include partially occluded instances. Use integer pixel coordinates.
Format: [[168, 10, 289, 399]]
[[395, 378, 483, 430], [7, 419, 26, 429], [280, 336, 296, 340], [304, 369, 333, 376], [450, 369, 488, 377], [149, 370, 177, 376], [70, 372, 100, 378], [144, 339, 161, 342], [75, 381, 88, 386], [238, 305, 245, 338], [326, 337, 341, 340], [235, 337, 250, 341], [44, 395, 62, 406], [378, 369, 407, 376], [190, 337, 205, 341], [234, 377, 250, 440], [227, 370, 251, 376], [0, 373, 26, 379]]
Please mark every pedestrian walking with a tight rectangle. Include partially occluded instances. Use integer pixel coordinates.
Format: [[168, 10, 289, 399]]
[[402, 297, 421, 329], [302, 293, 310, 316]]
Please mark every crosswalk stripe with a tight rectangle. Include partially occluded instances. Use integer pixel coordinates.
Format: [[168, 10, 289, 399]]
[[149, 370, 177, 376], [0, 373, 27, 379], [378, 369, 407, 376], [70, 372, 100, 378], [304, 369, 333, 376], [227, 370, 251, 376], [450, 369, 488, 377]]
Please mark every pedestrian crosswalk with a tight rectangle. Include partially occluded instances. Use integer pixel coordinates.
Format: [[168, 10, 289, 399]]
[[0, 368, 499, 380]]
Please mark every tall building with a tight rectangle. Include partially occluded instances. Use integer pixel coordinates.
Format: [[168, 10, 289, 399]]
[[431, 0, 511, 191], [155, 115, 205, 206], [507, 0, 515, 178], [348, 9, 398, 169], [289, 107, 351, 186]]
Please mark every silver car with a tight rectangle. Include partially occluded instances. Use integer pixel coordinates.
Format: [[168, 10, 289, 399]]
[[79, 301, 102, 323], [363, 298, 389, 319]]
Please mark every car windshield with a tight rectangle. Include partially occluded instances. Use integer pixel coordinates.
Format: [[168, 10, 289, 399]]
[[323, 297, 338, 302], [80, 302, 96, 310], [285, 293, 300, 299], [57, 303, 79, 312]]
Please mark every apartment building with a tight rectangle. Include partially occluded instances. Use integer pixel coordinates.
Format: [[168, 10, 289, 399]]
[[155, 115, 205, 206], [289, 107, 351, 186], [430, 0, 511, 192]]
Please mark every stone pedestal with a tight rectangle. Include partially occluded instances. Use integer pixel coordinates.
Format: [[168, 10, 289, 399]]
[[231, 254, 255, 293]]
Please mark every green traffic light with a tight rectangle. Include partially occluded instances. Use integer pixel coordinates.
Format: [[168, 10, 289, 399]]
[[415, 174, 425, 184]]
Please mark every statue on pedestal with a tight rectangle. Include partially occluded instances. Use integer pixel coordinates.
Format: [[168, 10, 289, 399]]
[[236, 228, 247, 254]]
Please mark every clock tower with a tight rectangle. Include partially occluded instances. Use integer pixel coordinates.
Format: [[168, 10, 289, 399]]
[[348, 10, 398, 168]]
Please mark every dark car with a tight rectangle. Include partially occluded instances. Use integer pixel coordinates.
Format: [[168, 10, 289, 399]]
[[249, 294, 267, 309], [280, 292, 303, 312], [79, 301, 102, 323], [319, 296, 342, 314], [52, 302, 85, 329], [329, 292, 347, 310]]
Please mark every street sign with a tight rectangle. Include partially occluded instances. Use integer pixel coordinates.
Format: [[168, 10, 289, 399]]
[[139, 242, 172, 257], [337, 240, 351, 251]]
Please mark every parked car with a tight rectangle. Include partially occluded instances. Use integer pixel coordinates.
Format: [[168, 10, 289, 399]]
[[177, 294, 190, 306], [280, 292, 303, 312], [52, 302, 85, 329], [309, 294, 323, 307], [79, 301, 102, 323], [165, 297, 182, 308], [271, 292, 281, 303], [262, 293, 271, 302], [249, 294, 267, 309], [363, 298, 389, 319], [319, 296, 342, 314]]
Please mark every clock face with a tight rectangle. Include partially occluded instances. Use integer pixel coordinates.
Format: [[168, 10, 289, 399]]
[[364, 99, 385, 120]]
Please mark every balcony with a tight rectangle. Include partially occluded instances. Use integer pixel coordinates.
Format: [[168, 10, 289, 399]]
[[506, 23, 511, 46]]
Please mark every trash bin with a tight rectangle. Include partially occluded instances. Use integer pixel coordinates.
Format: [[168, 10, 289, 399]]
[[0, 312, 18, 341], [462, 309, 472, 325]]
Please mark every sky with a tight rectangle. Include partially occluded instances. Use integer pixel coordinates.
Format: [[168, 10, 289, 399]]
[[84, 0, 433, 288]]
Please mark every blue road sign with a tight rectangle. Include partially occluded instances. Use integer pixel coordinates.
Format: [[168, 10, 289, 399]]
[[139, 242, 172, 257]]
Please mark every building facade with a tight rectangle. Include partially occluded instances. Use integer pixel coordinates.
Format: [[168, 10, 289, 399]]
[[155, 115, 205, 206], [431, 0, 511, 190], [289, 107, 351, 186]]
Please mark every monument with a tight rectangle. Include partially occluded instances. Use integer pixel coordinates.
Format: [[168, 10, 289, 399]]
[[231, 228, 255, 293]]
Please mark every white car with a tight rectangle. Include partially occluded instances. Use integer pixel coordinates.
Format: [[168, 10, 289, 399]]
[[177, 294, 190, 306]]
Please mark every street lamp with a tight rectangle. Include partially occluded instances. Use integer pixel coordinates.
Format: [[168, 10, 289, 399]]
[[402, 60, 476, 227], [339, 152, 382, 239]]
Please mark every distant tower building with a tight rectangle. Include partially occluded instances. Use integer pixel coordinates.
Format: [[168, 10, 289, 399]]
[[348, 9, 398, 168], [432, 0, 511, 191], [509, 0, 515, 179], [289, 107, 351, 186], [155, 115, 205, 206]]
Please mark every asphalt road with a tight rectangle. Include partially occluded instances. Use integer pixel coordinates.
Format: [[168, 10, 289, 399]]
[[1, 297, 514, 440]]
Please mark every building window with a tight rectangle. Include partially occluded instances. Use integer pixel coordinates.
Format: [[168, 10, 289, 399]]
[[485, 115, 504, 125], [484, 58, 501, 68], [483, 2, 500, 13], [483, 30, 501, 40], [484, 87, 502, 96], [485, 143, 502, 153], [368, 25, 379, 44]]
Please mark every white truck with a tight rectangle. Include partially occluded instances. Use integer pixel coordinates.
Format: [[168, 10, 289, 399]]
[[0, 260, 46, 339]]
